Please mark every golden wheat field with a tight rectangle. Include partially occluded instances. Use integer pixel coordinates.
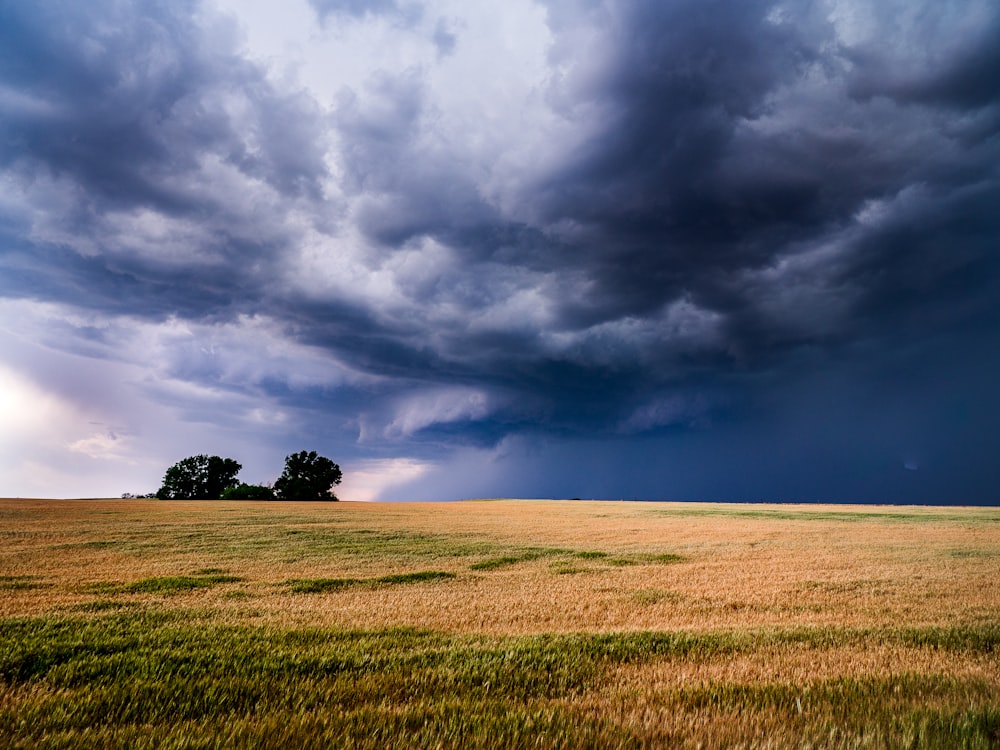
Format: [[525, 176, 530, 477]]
[[1, 498, 998, 748], [2, 498, 998, 633]]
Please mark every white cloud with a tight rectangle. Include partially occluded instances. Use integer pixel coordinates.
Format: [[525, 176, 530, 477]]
[[542, 298, 724, 366], [337, 456, 433, 501], [383, 386, 493, 437], [68, 432, 133, 461]]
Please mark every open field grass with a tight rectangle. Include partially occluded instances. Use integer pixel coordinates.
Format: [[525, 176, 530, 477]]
[[1, 498, 997, 747]]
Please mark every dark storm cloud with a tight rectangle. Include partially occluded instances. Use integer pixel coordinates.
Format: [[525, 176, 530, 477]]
[[846, 10, 1000, 110], [3, 0, 1000, 501], [0, 0, 331, 318], [516, 1, 1000, 379], [333, 68, 505, 253], [319, 0, 1000, 400], [527, 0, 997, 340]]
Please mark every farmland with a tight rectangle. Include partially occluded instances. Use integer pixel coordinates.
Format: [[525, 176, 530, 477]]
[[1, 498, 998, 747]]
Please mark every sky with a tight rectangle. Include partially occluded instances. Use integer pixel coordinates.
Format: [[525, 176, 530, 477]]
[[1, 0, 999, 503]]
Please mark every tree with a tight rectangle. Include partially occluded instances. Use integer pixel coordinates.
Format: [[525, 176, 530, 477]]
[[156, 455, 242, 499], [221, 483, 275, 500], [274, 451, 342, 500]]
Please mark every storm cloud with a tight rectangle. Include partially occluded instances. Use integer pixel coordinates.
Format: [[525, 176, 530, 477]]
[[1, 0, 998, 502]]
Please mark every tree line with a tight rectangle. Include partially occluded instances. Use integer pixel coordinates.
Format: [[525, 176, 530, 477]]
[[147, 450, 342, 500]]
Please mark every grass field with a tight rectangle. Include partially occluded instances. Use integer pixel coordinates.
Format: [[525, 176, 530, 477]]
[[1, 498, 997, 748]]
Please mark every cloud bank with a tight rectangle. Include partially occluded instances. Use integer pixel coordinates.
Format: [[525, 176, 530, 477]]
[[2, 0, 999, 501]]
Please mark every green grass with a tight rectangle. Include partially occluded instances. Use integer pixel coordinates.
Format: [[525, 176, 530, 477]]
[[0, 615, 997, 749], [949, 549, 996, 559], [286, 571, 456, 593], [468, 548, 569, 571], [375, 571, 456, 585], [541, 550, 683, 575], [469, 548, 682, 572], [53, 540, 119, 550], [286, 577, 363, 593], [80, 574, 246, 596], [43, 521, 500, 564], [469, 555, 528, 571], [0, 575, 47, 591], [123, 575, 244, 594], [69, 600, 134, 613], [647, 552, 684, 563], [549, 561, 590, 575]]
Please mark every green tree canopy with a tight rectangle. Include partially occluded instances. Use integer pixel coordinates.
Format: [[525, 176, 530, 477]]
[[220, 483, 275, 500], [156, 455, 242, 499], [274, 451, 342, 500]]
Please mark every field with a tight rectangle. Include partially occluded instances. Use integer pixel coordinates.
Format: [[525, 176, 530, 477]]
[[1, 498, 998, 748]]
